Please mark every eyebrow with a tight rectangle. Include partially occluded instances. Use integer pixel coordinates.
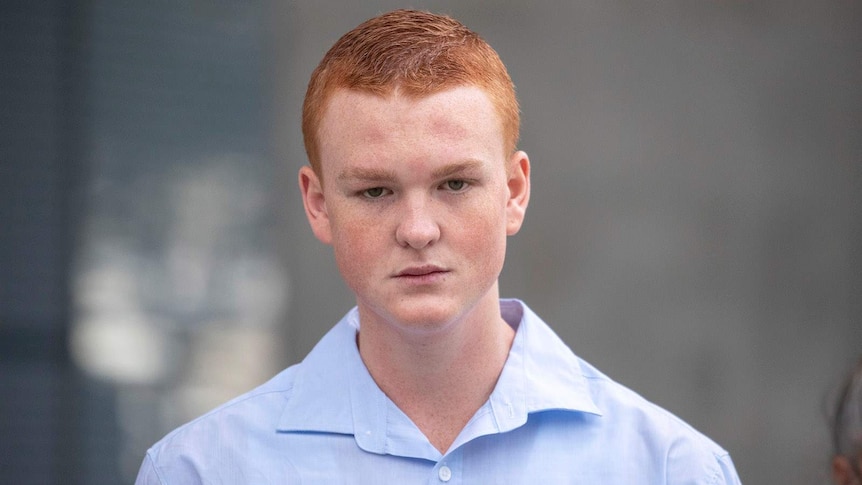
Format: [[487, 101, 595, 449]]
[[431, 160, 484, 179], [336, 166, 397, 183], [336, 160, 484, 184]]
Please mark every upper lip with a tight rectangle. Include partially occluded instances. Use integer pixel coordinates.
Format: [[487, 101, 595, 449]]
[[395, 265, 447, 277]]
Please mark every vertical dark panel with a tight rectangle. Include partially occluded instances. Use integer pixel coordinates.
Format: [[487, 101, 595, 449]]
[[0, 1, 85, 483], [0, 0, 64, 329]]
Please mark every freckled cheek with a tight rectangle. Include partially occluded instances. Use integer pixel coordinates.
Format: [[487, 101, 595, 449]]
[[451, 204, 508, 269], [332, 209, 397, 278]]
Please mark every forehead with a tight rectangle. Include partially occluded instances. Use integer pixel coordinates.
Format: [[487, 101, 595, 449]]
[[317, 86, 505, 169]]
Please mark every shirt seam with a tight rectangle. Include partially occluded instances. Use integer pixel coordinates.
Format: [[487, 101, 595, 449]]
[[662, 444, 728, 485], [145, 450, 168, 485], [197, 387, 292, 423], [709, 451, 733, 485], [159, 386, 294, 445]]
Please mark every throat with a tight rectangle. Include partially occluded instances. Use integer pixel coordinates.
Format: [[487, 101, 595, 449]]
[[384, 367, 498, 454], [357, 314, 516, 454], [407, 401, 478, 454]]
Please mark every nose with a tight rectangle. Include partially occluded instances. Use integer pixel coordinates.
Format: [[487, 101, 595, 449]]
[[395, 196, 440, 249]]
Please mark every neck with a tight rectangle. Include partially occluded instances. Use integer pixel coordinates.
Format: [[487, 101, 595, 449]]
[[356, 296, 515, 454]]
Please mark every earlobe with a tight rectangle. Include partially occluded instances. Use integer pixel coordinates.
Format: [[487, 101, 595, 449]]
[[831, 455, 855, 485], [505, 150, 531, 236], [298, 166, 333, 244]]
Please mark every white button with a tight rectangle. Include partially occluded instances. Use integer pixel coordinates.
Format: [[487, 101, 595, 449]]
[[438, 465, 452, 482]]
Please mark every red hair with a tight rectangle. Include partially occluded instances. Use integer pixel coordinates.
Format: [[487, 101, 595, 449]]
[[302, 9, 520, 175]]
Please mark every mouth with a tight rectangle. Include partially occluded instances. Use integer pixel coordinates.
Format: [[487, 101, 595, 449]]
[[394, 265, 449, 280]]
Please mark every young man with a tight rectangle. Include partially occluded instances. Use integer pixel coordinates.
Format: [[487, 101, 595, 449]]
[[136, 9, 742, 484]]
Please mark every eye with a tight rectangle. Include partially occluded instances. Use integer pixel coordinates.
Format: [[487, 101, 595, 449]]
[[362, 187, 387, 198], [443, 180, 468, 192]]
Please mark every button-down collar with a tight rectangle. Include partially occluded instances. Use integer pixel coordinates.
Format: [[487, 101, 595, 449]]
[[276, 299, 602, 461]]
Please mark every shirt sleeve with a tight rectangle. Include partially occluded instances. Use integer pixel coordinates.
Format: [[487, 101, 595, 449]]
[[134, 453, 166, 485], [665, 434, 743, 485], [713, 452, 742, 485]]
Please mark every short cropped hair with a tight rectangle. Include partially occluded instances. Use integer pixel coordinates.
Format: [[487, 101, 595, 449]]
[[302, 9, 520, 175]]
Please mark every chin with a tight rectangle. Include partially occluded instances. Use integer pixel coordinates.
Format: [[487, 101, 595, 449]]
[[393, 296, 489, 333], [357, 285, 498, 333], [360, 298, 464, 334], [391, 307, 460, 332]]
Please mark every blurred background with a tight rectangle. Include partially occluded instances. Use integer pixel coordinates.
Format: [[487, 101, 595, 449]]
[[1, 1, 859, 483]]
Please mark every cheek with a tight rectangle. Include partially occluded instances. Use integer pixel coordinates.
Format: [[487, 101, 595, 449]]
[[456, 199, 508, 263], [330, 214, 385, 281]]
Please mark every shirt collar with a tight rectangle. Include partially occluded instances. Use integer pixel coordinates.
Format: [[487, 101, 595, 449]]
[[454, 300, 602, 447], [277, 308, 441, 459], [498, 299, 602, 420], [275, 310, 360, 436], [276, 300, 601, 457]]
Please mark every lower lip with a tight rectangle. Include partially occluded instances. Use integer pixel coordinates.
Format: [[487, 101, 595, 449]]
[[395, 271, 448, 284]]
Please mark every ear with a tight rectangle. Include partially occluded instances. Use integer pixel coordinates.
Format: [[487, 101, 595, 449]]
[[505, 150, 531, 236], [831, 455, 855, 485], [298, 165, 333, 244]]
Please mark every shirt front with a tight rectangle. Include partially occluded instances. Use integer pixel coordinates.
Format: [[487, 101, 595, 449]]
[[136, 300, 742, 484]]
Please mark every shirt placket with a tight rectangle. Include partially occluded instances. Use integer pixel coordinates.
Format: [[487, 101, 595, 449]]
[[429, 450, 462, 485]]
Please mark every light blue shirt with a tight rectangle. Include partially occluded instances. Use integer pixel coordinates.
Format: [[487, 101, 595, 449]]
[[136, 299, 742, 484]]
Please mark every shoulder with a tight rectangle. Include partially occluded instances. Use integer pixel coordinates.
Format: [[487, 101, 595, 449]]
[[576, 359, 741, 484], [158, 363, 300, 445], [511, 301, 740, 483], [136, 365, 302, 484]]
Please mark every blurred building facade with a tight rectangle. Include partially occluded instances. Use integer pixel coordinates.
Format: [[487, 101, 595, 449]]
[[1, 1, 288, 482]]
